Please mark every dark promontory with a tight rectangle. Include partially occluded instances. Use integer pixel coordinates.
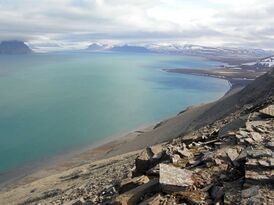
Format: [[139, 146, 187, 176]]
[[0, 40, 32, 54]]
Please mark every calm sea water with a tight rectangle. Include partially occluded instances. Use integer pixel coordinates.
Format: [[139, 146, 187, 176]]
[[0, 52, 229, 173]]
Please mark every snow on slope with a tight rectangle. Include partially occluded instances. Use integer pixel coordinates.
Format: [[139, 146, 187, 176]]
[[260, 56, 274, 67], [242, 56, 274, 69], [147, 43, 273, 58]]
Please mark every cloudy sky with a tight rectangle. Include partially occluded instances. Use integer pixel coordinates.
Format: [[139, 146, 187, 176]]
[[1, 0, 274, 51]]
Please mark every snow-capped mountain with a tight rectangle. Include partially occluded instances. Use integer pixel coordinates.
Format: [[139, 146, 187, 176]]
[[85, 42, 273, 60], [0, 40, 33, 54], [148, 43, 273, 58], [86, 43, 110, 51], [242, 56, 274, 69], [259, 56, 274, 67]]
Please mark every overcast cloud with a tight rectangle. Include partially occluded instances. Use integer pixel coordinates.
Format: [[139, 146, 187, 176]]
[[1, 0, 274, 51]]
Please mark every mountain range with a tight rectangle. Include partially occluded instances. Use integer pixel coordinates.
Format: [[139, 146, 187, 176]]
[[85, 43, 273, 60]]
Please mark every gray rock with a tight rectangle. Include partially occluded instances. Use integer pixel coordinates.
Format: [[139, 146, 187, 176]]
[[241, 186, 259, 198], [246, 195, 265, 205], [176, 147, 193, 158], [115, 178, 159, 205], [119, 175, 150, 194], [239, 130, 249, 138], [244, 138, 255, 144], [210, 185, 224, 204], [134, 146, 165, 174], [250, 132, 263, 142], [218, 118, 246, 137], [266, 140, 274, 150], [171, 154, 181, 164], [247, 149, 273, 158], [245, 170, 274, 185], [159, 163, 193, 193], [146, 164, 160, 176], [225, 148, 240, 166]]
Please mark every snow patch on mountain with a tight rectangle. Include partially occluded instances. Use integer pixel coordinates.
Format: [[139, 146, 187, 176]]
[[147, 43, 273, 58]]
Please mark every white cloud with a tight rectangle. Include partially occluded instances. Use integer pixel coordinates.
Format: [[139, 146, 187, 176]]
[[0, 0, 274, 50]]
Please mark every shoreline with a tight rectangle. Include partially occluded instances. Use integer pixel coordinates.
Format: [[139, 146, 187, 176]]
[[0, 67, 247, 190], [0, 122, 156, 188], [163, 67, 267, 92]]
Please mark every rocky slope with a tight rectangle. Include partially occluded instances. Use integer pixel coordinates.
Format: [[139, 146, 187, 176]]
[[0, 41, 32, 54], [0, 69, 273, 205]]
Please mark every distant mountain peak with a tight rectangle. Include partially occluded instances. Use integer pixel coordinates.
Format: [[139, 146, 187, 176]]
[[0, 40, 32, 54], [110, 44, 151, 53], [86, 43, 108, 51]]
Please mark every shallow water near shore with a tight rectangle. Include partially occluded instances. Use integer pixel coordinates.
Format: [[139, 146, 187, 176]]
[[0, 52, 229, 176]]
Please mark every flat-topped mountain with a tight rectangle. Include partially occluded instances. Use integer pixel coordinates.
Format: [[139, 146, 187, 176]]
[[0, 40, 32, 54], [110, 45, 151, 53]]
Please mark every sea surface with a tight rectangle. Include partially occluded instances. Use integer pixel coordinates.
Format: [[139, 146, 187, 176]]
[[0, 52, 230, 175]]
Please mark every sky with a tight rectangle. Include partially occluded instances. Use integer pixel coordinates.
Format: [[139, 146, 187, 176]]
[[1, 0, 274, 51]]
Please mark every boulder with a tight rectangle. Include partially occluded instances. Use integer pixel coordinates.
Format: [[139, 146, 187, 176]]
[[134, 145, 167, 175], [159, 164, 193, 193]]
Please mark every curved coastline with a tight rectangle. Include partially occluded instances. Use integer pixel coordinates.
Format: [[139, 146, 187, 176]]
[[0, 70, 232, 189]]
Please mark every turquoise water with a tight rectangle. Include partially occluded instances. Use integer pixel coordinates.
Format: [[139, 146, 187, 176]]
[[0, 52, 229, 173]]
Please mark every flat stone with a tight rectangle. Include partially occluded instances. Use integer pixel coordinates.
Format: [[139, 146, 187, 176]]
[[245, 170, 274, 185], [246, 196, 266, 205], [225, 148, 239, 166], [258, 159, 270, 167], [241, 186, 259, 198], [238, 130, 249, 138], [245, 122, 254, 132], [244, 138, 255, 144], [259, 104, 274, 117], [218, 118, 246, 137], [266, 140, 274, 150], [119, 175, 150, 194], [247, 148, 273, 158], [250, 132, 263, 142], [159, 163, 193, 193], [116, 178, 159, 205]]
